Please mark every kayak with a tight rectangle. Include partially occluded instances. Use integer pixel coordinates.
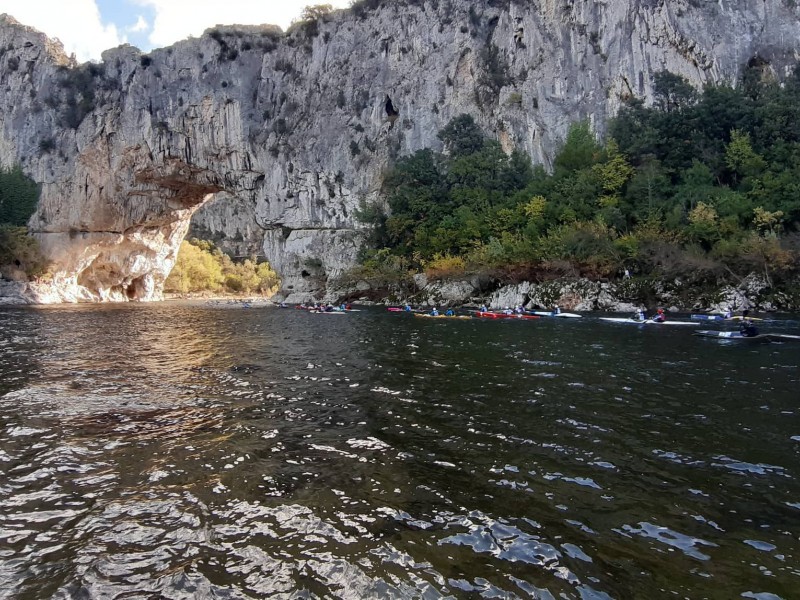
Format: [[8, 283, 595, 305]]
[[475, 312, 539, 320], [308, 310, 346, 315], [387, 307, 405, 312], [529, 311, 582, 319], [299, 305, 359, 312], [691, 314, 764, 322], [414, 314, 472, 320], [695, 330, 800, 342], [599, 317, 696, 326]]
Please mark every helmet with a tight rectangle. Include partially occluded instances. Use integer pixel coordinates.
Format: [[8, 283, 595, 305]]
[[658, 308, 664, 313]]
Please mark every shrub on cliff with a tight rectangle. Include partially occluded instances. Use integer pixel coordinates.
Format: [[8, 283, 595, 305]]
[[0, 225, 49, 280]]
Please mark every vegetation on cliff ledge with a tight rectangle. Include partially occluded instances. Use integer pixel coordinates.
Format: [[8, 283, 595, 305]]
[[0, 166, 47, 280], [351, 68, 800, 292], [165, 238, 279, 296]]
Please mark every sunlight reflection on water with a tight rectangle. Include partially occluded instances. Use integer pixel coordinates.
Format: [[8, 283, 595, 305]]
[[0, 303, 798, 598]]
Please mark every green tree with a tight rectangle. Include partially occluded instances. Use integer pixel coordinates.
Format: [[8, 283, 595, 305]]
[[0, 165, 40, 226], [652, 71, 697, 113], [437, 114, 485, 158], [622, 157, 672, 221], [725, 129, 766, 181], [592, 140, 634, 209], [554, 121, 601, 173]]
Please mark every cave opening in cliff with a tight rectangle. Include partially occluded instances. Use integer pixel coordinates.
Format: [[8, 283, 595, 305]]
[[126, 278, 144, 300], [385, 95, 399, 128]]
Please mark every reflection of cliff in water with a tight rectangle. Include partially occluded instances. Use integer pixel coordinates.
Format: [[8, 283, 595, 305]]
[[0, 304, 242, 439]]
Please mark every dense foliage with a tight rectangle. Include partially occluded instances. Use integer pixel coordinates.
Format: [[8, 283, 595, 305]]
[[360, 71, 800, 286], [0, 166, 47, 280], [165, 238, 279, 296], [0, 165, 39, 227]]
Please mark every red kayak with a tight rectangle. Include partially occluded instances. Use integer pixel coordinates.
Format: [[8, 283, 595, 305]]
[[475, 311, 539, 320]]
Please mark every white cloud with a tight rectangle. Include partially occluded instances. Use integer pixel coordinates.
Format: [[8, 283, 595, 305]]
[[129, 15, 149, 34], [133, 0, 352, 48], [0, 0, 123, 62], [0, 0, 354, 61]]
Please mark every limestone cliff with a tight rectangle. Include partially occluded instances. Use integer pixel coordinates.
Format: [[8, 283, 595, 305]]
[[1, 1, 799, 302]]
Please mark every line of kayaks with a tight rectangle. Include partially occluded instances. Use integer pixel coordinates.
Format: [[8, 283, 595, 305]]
[[294, 305, 361, 313], [413, 312, 541, 320], [394, 308, 582, 319], [414, 314, 473, 320], [404, 310, 799, 342]]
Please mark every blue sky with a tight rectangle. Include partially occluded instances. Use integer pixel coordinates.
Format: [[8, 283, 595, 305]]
[[95, 0, 155, 51], [0, 0, 351, 62]]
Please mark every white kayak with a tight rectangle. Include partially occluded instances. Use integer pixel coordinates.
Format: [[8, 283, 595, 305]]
[[695, 330, 800, 342], [530, 311, 582, 319], [599, 317, 696, 326], [691, 314, 764, 322]]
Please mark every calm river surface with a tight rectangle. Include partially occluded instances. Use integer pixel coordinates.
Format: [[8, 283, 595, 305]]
[[0, 303, 798, 599]]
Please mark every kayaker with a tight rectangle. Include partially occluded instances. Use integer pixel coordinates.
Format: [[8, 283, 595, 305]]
[[339, 303, 347, 311], [739, 310, 759, 337], [633, 307, 646, 321], [404, 303, 412, 311], [430, 307, 439, 316], [445, 308, 455, 316], [514, 305, 524, 314], [552, 304, 561, 315], [723, 308, 733, 319], [480, 303, 488, 312], [652, 308, 666, 323], [503, 306, 513, 315]]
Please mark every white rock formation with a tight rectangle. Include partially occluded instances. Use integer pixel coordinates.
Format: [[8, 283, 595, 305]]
[[1, 1, 799, 302]]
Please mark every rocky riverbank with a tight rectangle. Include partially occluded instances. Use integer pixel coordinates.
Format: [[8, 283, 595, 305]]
[[313, 272, 800, 313], [5, 269, 798, 312]]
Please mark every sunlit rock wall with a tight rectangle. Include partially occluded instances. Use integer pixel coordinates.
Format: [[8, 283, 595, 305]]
[[1, 0, 799, 302]]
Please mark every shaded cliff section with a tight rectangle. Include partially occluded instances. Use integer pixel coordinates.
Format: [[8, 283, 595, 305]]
[[1, 0, 799, 302]]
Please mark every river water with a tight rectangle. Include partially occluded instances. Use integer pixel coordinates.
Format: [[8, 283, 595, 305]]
[[0, 303, 798, 599]]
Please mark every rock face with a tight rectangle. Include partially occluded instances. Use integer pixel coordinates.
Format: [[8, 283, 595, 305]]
[[1, 1, 800, 302], [358, 273, 797, 312]]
